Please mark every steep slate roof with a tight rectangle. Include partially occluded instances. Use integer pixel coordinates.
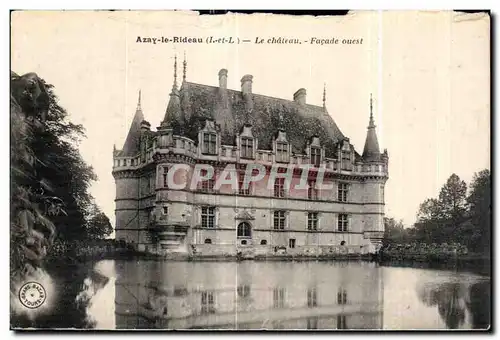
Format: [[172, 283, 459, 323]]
[[164, 81, 347, 158], [362, 97, 381, 162], [120, 92, 144, 156]]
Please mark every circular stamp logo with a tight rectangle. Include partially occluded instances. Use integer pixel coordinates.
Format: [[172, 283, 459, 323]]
[[18, 282, 46, 309]]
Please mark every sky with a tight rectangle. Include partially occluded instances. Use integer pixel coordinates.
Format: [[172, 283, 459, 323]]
[[11, 10, 490, 227]]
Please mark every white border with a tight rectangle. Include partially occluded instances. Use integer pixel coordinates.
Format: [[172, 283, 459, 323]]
[[3, 2, 497, 340]]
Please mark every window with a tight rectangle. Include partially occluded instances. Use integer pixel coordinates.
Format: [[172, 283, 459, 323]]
[[308, 180, 318, 200], [237, 285, 251, 298], [204, 238, 212, 244], [147, 208, 154, 223], [201, 206, 215, 228], [150, 175, 155, 193], [273, 211, 286, 230], [337, 289, 347, 305], [307, 288, 318, 308], [237, 222, 251, 238], [260, 240, 267, 245], [145, 176, 150, 194], [341, 149, 351, 170], [307, 317, 319, 330], [238, 172, 250, 195], [338, 183, 349, 202], [201, 291, 215, 314], [338, 214, 349, 232], [288, 238, 296, 248], [203, 133, 217, 155], [276, 142, 289, 162], [241, 240, 247, 245], [241, 137, 253, 159], [310, 147, 321, 167], [307, 213, 318, 231], [162, 206, 168, 215], [162, 166, 168, 188], [274, 178, 285, 198], [200, 169, 215, 193], [337, 315, 347, 329], [273, 288, 285, 308]]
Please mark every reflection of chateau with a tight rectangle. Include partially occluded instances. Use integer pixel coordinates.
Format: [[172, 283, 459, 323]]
[[114, 261, 383, 329], [112, 56, 388, 257]]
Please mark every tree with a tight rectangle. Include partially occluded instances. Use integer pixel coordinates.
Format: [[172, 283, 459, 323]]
[[86, 205, 113, 239], [383, 217, 408, 246], [30, 80, 97, 241], [10, 72, 62, 280], [417, 198, 442, 222], [414, 174, 468, 244], [467, 169, 491, 253], [438, 174, 468, 222]]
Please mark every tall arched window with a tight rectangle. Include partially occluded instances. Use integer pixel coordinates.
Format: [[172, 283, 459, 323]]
[[237, 222, 252, 238]]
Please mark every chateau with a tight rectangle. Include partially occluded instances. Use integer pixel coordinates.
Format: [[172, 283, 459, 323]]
[[112, 57, 389, 258]]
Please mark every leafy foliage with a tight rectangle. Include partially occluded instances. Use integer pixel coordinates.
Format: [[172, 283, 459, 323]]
[[467, 170, 491, 253], [386, 171, 491, 255], [85, 206, 113, 239], [11, 72, 113, 283]]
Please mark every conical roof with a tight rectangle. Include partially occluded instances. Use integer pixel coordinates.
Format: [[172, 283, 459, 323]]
[[121, 91, 144, 156], [362, 95, 381, 162]]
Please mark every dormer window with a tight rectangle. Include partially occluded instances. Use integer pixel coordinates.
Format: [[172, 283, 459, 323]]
[[276, 142, 289, 163], [241, 137, 253, 159], [203, 133, 217, 155], [310, 147, 321, 167], [274, 130, 290, 163], [341, 142, 352, 170]]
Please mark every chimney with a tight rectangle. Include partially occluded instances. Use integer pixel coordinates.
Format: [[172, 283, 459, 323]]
[[218, 69, 228, 89], [241, 74, 254, 111], [241, 74, 253, 96], [293, 88, 307, 105]]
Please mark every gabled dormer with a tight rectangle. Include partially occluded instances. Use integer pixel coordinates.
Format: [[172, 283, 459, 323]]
[[273, 129, 290, 163], [237, 124, 257, 159], [198, 119, 219, 155], [307, 136, 324, 167], [340, 138, 354, 171]]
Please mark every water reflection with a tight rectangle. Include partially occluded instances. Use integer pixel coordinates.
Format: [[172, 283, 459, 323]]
[[415, 276, 490, 330], [11, 259, 491, 330], [467, 281, 490, 329], [114, 261, 383, 330]]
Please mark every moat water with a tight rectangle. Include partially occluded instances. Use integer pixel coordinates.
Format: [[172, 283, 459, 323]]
[[11, 259, 490, 330]]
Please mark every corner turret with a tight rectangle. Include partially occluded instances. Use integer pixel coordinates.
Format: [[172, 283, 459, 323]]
[[362, 94, 381, 162]]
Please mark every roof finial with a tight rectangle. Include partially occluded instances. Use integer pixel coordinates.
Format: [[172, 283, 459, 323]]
[[173, 55, 178, 89], [322, 83, 326, 109], [369, 93, 375, 128], [183, 51, 187, 83], [137, 89, 142, 110]]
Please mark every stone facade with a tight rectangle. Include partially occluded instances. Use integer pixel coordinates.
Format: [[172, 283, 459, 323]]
[[112, 61, 389, 258]]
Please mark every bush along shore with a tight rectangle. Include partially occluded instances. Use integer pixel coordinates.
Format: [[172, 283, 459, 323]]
[[43, 240, 489, 264], [380, 242, 490, 263], [46, 239, 136, 263]]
